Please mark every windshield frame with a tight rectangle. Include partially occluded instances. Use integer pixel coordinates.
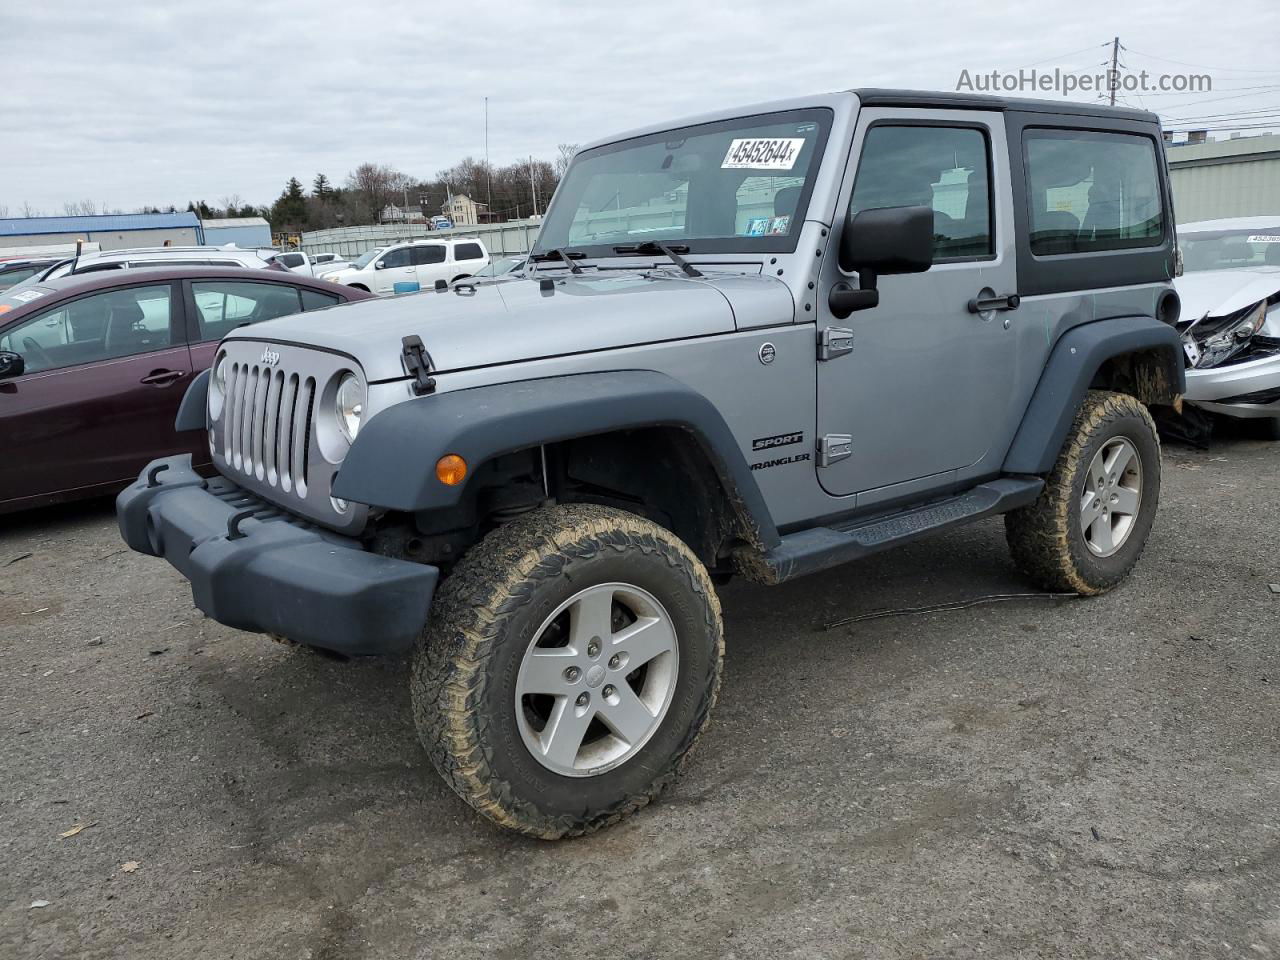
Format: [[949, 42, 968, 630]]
[[532, 107, 834, 259]]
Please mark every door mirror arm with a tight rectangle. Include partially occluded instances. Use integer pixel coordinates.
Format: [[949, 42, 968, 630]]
[[828, 205, 934, 319], [0, 350, 25, 380]]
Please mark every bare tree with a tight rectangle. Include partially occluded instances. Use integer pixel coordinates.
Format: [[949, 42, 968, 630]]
[[218, 194, 242, 217], [345, 162, 412, 221], [0, 204, 8, 219], [555, 143, 579, 178], [21, 201, 39, 217], [62, 199, 99, 216]]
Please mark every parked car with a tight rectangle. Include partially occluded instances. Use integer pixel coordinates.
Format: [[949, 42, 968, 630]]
[[430, 216, 453, 231], [27, 245, 278, 286], [473, 256, 527, 279], [1174, 216, 1280, 438], [265, 250, 350, 276], [323, 238, 489, 295], [0, 267, 372, 513], [120, 89, 1183, 838], [0, 258, 60, 291]]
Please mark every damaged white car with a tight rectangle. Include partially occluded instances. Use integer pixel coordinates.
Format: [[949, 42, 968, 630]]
[[1175, 216, 1280, 439]]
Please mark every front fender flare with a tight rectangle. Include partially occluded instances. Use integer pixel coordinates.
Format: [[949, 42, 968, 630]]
[[332, 370, 780, 548], [1003, 314, 1184, 475]]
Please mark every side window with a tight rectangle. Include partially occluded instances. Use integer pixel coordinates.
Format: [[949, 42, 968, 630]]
[[0, 284, 172, 374], [452, 242, 484, 261], [411, 245, 446, 266], [300, 288, 340, 310], [379, 248, 412, 269], [850, 124, 993, 260], [191, 281, 303, 342], [1024, 129, 1163, 255], [280, 253, 305, 268]]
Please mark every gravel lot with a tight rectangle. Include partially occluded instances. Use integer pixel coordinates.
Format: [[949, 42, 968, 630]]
[[2, 434, 1278, 960]]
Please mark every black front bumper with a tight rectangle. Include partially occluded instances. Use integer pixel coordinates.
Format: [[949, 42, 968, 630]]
[[116, 455, 437, 656]]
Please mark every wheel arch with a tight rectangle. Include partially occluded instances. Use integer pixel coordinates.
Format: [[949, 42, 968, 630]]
[[332, 370, 780, 554], [1003, 315, 1185, 475]]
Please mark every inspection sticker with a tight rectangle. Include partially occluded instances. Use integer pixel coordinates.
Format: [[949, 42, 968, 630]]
[[722, 138, 805, 170], [1247, 235, 1280, 243], [9, 289, 45, 303]]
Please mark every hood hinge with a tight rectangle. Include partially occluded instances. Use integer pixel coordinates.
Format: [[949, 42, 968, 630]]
[[402, 335, 437, 395]]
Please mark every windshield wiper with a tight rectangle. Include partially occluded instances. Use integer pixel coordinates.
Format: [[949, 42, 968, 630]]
[[528, 248, 586, 274], [612, 241, 702, 278]]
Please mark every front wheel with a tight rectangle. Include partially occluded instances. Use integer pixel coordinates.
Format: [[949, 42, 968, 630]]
[[1006, 390, 1161, 595], [412, 504, 723, 838]]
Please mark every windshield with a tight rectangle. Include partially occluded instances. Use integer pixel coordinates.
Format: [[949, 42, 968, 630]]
[[1181, 227, 1280, 273], [534, 108, 832, 257], [352, 247, 385, 270]]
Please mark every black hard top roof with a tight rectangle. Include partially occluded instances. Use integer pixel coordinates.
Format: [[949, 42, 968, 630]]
[[851, 88, 1159, 124]]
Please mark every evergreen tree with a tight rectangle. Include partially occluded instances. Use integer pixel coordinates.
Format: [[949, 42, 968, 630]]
[[312, 173, 332, 201], [269, 177, 307, 230]]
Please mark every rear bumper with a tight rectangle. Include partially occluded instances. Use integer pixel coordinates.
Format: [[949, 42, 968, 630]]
[[116, 455, 437, 655]]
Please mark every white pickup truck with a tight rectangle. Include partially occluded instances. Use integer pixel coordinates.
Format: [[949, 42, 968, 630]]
[[267, 251, 349, 277]]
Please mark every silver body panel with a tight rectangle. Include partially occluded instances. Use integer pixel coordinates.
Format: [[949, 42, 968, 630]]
[[212, 91, 1177, 533]]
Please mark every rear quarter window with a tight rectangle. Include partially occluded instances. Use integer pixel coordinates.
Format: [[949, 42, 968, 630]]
[[453, 243, 484, 261], [1024, 129, 1164, 256]]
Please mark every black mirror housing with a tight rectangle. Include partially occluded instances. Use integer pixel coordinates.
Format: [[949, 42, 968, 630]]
[[0, 350, 24, 380], [839, 205, 935, 276]]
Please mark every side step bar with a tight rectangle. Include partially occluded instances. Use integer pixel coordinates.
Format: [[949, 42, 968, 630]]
[[758, 476, 1044, 584]]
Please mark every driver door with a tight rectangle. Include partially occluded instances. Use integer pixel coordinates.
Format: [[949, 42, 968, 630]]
[[815, 109, 1019, 504], [0, 281, 191, 507], [373, 246, 416, 294]]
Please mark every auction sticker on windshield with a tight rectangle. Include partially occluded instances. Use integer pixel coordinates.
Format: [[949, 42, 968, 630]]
[[1246, 235, 1280, 243], [722, 138, 805, 170]]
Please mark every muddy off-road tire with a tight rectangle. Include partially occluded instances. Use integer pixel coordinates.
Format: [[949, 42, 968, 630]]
[[1006, 390, 1161, 595], [412, 504, 723, 839]]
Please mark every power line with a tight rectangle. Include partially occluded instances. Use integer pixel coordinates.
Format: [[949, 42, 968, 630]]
[[1014, 41, 1110, 69], [1122, 47, 1280, 76]]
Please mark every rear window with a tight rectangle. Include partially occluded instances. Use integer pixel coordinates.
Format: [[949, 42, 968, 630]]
[[453, 242, 484, 261], [1024, 129, 1164, 256]]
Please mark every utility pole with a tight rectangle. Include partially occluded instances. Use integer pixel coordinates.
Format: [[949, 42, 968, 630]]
[[529, 155, 539, 217], [485, 97, 492, 217], [1108, 36, 1120, 106]]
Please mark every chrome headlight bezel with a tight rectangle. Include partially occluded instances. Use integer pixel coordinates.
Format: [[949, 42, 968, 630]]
[[208, 353, 227, 420], [335, 371, 365, 443]]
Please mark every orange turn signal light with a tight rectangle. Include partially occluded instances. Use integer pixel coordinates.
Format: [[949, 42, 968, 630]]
[[436, 454, 467, 486]]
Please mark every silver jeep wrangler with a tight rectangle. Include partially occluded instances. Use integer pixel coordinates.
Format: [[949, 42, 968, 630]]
[[119, 89, 1184, 838]]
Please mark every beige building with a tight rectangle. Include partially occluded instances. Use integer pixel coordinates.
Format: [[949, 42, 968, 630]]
[[442, 194, 488, 226]]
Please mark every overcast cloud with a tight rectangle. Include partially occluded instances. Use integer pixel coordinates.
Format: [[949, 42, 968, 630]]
[[4, 0, 1277, 214]]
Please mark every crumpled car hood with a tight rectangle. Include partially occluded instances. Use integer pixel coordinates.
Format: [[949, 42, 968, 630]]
[[231, 269, 794, 382], [1175, 266, 1280, 321]]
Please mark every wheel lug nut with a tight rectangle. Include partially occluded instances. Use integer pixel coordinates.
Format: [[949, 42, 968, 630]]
[[603, 685, 615, 697], [576, 693, 589, 707], [608, 654, 620, 669], [564, 666, 581, 682], [587, 640, 600, 658]]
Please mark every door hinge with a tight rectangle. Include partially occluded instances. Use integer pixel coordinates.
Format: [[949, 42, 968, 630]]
[[817, 434, 853, 467], [817, 326, 854, 361]]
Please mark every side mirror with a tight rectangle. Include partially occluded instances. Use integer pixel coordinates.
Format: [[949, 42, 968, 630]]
[[829, 205, 935, 319], [374, 260, 386, 270], [0, 350, 25, 380]]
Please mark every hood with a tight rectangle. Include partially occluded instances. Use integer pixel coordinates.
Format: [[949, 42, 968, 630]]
[[230, 269, 793, 381], [1174, 267, 1280, 320]]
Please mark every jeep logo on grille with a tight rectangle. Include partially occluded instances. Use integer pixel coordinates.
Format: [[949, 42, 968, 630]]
[[260, 348, 281, 366]]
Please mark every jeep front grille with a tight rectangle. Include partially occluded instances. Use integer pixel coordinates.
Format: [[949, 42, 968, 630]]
[[223, 364, 316, 497], [209, 340, 368, 534]]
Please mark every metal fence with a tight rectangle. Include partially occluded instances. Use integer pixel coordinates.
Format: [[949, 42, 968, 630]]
[[299, 218, 543, 259]]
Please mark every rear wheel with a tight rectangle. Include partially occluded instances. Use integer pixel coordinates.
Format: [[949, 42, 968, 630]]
[[412, 504, 723, 838], [1006, 390, 1161, 595], [1258, 417, 1280, 441]]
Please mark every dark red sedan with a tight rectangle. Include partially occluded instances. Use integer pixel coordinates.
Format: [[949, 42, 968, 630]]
[[0, 266, 373, 514]]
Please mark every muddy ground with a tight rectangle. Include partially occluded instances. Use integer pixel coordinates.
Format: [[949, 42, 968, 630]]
[[2, 435, 1278, 959]]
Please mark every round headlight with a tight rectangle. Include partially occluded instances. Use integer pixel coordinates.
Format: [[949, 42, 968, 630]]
[[208, 355, 227, 420], [336, 372, 364, 443]]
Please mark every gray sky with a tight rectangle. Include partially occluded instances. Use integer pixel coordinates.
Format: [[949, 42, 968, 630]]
[[4, 0, 1277, 214]]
